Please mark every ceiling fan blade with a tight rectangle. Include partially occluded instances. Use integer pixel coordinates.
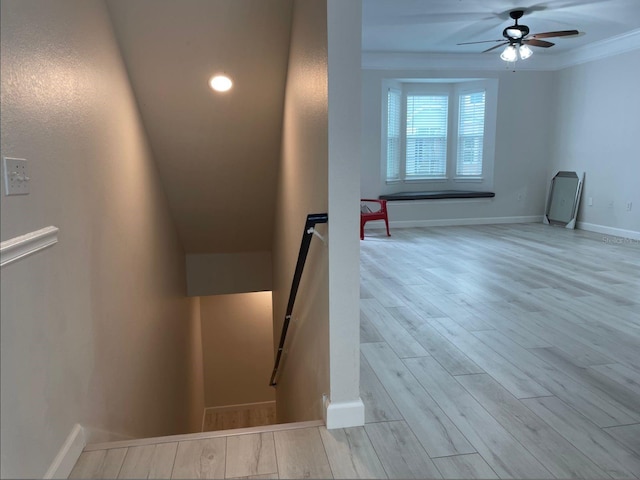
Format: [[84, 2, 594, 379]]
[[530, 30, 579, 39], [483, 42, 509, 53], [524, 39, 555, 48], [457, 39, 504, 46]]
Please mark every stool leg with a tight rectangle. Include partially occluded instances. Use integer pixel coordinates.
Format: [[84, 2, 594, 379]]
[[384, 217, 390, 237]]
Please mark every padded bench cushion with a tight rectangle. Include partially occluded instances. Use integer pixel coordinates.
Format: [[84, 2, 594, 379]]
[[379, 190, 495, 201]]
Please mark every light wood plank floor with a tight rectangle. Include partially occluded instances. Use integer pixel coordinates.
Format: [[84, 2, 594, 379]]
[[70, 224, 640, 479], [203, 403, 277, 432]]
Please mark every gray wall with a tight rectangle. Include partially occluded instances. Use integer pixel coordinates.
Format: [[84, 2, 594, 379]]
[[0, 1, 204, 477], [549, 49, 640, 235], [361, 69, 556, 226], [186, 251, 272, 296]]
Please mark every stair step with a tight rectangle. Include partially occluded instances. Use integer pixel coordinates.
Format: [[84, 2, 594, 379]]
[[83, 419, 325, 452], [203, 401, 276, 432]]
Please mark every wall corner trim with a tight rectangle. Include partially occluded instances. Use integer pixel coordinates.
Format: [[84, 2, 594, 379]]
[[325, 398, 365, 429], [0, 226, 59, 267], [43, 424, 86, 479]]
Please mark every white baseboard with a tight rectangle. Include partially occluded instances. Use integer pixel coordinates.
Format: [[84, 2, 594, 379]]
[[366, 215, 542, 229], [203, 400, 276, 414], [324, 398, 365, 429], [577, 222, 640, 241], [44, 424, 86, 479]]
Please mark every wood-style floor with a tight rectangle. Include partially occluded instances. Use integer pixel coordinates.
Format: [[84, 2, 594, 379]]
[[70, 224, 640, 479], [202, 403, 277, 432]]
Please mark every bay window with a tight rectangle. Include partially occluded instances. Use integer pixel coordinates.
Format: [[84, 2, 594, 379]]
[[383, 79, 497, 189]]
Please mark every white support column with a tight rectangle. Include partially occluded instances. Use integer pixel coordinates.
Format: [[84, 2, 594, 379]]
[[326, 0, 365, 429]]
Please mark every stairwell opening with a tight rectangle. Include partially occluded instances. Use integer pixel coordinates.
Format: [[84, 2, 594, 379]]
[[198, 291, 278, 432]]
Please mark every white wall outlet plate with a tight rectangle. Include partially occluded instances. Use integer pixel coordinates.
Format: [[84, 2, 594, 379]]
[[3, 157, 30, 195]]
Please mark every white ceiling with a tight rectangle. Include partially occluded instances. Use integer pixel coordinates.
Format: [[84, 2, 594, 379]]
[[363, 0, 640, 54], [106, 0, 293, 254]]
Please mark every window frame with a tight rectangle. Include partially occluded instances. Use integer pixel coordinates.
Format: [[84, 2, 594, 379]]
[[381, 78, 498, 191]]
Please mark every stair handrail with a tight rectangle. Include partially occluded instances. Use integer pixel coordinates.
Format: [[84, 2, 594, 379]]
[[269, 213, 328, 386]]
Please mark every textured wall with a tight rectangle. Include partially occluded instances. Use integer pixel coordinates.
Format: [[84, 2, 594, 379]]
[[200, 293, 275, 408], [271, 0, 330, 423], [0, 1, 203, 477]]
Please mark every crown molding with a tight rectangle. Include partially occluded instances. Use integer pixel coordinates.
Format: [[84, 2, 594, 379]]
[[361, 51, 554, 72], [362, 28, 640, 72], [548, 29, 640, 69]]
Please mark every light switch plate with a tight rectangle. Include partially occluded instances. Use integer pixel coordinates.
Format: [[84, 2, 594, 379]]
[[3, 157, 30, 195]]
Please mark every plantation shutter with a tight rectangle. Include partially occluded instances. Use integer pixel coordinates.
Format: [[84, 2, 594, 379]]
[[457, 90, 486, 176], [386, 88, 402, 181], [405, 95, 448, 178]]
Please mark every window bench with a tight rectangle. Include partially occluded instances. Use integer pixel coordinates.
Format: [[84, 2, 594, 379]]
[[379, 190, 495, 201]]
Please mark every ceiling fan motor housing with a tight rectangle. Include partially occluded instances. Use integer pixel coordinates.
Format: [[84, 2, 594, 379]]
[[503, 10, 529, 42], [503, 24, 530, 41]]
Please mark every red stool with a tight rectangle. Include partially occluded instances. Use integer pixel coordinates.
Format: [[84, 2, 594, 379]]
[[360, 199, 390, 240]]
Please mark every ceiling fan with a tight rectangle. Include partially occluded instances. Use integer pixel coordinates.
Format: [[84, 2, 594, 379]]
[[458, 9, 580, 61]]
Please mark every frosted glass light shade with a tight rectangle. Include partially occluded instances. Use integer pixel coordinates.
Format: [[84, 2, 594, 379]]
[[500, 45, 518, 62], [519, 44, 533, 60]]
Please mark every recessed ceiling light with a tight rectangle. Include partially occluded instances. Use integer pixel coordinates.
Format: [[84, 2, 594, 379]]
[[209, 75, 233, 92]]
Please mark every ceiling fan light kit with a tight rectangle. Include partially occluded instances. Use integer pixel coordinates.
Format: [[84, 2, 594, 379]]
[[457, 8, 580, 63], [500, 10, 532, 62], [500, 44, 518, 62], [519, 44, 533, 60]]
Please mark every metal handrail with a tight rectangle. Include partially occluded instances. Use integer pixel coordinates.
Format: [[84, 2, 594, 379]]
[[269, 213, 328, 386]]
